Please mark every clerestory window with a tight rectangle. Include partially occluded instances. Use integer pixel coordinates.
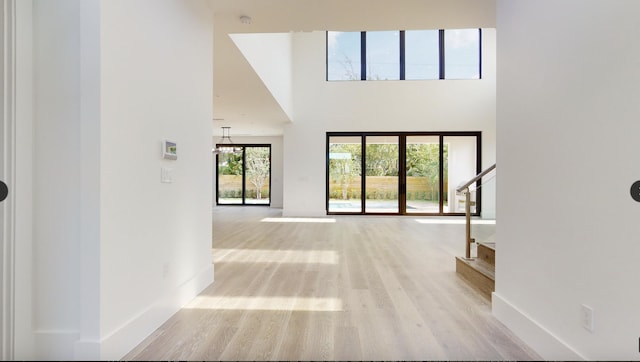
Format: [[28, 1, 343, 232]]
[[326, 28, 481, 81]]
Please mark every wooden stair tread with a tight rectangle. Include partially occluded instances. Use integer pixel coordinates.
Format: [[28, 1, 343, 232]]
[[478, 241, 495, 251], [456, 257, 495, 280]]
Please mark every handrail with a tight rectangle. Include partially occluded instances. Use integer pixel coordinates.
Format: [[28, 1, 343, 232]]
[[458, 163, 496, 259], [456, 163, 496, 193]]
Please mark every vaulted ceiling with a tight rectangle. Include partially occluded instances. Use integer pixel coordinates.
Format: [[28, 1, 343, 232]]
[[208, 0, 495, 137]]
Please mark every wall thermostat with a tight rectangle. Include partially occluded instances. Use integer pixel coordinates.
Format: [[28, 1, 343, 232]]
[[162, 139, 177, 160]]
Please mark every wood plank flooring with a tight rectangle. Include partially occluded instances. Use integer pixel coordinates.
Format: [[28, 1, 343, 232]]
[[123, 207, 541, 361]]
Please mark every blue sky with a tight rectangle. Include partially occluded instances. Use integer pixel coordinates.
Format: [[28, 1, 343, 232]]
[[327, 29, 480, 81]]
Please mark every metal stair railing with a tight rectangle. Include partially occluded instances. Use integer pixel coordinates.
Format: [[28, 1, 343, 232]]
[[456, 163, 496, 259]]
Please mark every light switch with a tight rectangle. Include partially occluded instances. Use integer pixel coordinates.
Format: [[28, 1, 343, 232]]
[[161, 167, 173, 183]]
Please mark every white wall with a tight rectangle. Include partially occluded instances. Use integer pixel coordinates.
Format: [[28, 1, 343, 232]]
[[98, 1, 213, 359], [283, 29, 496, 217], [212, 136, 284, 209], [31, 0, 214, 359], [33, 2, 85, 357], [14, 0, 35, 358], [494, 1, 640, 360]]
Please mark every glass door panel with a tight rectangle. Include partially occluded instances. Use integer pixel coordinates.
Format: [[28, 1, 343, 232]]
[[328, 136, 362, 213], [365, 136, 399, 213], [405, 136, 440, 213], [443, 136, 477, 214], [217, 151, 243, 205], [244, 146, 271, 205], [326, 132, 480, 216]]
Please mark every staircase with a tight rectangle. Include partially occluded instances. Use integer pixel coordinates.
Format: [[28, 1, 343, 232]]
[[453, 163, 497, 301], [456, 242, 495, 300]]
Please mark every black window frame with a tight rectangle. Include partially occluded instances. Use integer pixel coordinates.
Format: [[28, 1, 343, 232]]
[[326, 131, 482, 216], [326, 28, 482, 81], [215, 144, 272, 207]]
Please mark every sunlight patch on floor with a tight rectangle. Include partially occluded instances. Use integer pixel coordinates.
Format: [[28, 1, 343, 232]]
[[415, 218, 496, 225], [261, 217, 336, 223], [213, 249, 339, 264], [184, 296, 343, 312]]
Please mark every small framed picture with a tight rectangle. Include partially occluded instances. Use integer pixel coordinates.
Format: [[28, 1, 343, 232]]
[[162, 139, 177, 160]]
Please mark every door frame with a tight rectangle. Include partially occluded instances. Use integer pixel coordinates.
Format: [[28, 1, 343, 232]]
[[326, 131, 482, 216], [2, 1, 34, 358], [1, 0, 17, 358], [215, 144, 272, 206]]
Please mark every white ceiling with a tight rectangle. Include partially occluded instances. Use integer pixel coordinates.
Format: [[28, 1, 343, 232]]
[[208, 0, 496, 137]]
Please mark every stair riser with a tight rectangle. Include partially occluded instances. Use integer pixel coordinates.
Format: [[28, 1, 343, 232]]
[[455, 258, 494, 300], [477, 243, 495, 266]]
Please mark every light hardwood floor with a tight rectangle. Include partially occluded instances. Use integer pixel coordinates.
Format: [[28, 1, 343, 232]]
[[123, 206, 541, 361]]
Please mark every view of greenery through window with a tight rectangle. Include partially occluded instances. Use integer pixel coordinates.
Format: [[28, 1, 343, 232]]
[[217, 146, 271, 205], [406, 137, 448, 213], [365, 136, 400, 212], [328, 133, 477, 215], [327, 28, 480, 81]]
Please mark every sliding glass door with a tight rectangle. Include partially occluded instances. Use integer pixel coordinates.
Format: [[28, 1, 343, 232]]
[[443, 136, 477, 213], [244, 146, 271, 205], [326, 132, 480, 216], [328, 136, 362, 213], [365, 136, 399, 213], [217, 145, 271, 206], [217, 151, 243, 205], [405, 136, 441, 214]]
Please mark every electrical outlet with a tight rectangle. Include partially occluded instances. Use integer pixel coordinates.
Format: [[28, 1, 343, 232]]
[[581, 304, 594, 332], [161, 168, 173, 183]]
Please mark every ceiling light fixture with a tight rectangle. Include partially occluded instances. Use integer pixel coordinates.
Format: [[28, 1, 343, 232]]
[[212, 126, 242, 155]]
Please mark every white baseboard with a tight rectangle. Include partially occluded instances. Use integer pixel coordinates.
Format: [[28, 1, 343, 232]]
[[492, 292, 585, 361], [98, 263, 214, 360], [34, 264, 214, 360]]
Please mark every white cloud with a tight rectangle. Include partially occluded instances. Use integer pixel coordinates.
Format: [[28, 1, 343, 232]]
[[446, 29, 479, 49], [327, 31, 340, 52]]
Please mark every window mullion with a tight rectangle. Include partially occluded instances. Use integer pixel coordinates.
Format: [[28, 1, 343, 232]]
[[361, 32, 366, 81], [439, 135, 444, 214], [400, 30, 405, 80], [361, 135, 366, 213], [439, 29, 445, 80], [478, 28, 483, 79]]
